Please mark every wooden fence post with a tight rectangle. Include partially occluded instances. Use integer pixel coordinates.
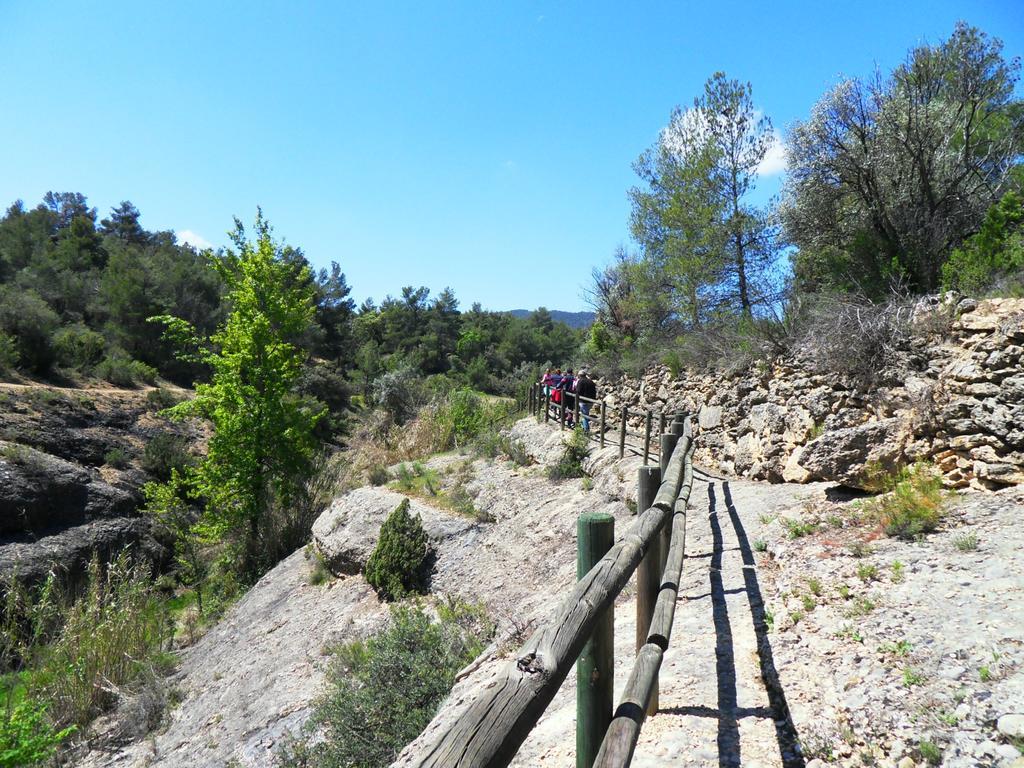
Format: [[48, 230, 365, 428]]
[[560, 398, 567, 430], [618, 406, 628, 459], [659, 412, 666, 438], [599, 403, 606, 449], [635, 466, 662, 715], [577, 512, 615, 768], [642, 411, 652, 465], [544, 392, 551, 423], [658, 430, 679, 578], [574, 393, 581, 429]]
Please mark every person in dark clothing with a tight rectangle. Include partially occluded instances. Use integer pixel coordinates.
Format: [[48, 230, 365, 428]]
[[575, 369, 597, 432], [561, 369, 576, 426]]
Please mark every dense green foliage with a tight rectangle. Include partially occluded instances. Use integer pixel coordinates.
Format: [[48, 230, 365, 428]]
[[0, 195, 222, 381], [364, 499, 432, 601], [147, 215, 324, 582], [278, 601, 492, 768], [942, 190, 1024, 295], [0, 700, 75, 767], [0, 193, 580, 394]]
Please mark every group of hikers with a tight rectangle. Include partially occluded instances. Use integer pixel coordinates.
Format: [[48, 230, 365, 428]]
[[539, 368, 598, 431]]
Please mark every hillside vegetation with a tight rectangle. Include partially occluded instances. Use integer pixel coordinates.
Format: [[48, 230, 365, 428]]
[[584, 22, 1024, 379]]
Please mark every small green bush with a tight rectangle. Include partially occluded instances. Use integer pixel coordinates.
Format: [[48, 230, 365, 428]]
[[141, 433, 193, 481], [0, 699, 76, 766], [868, 463, 946, 541], [53, 324, 106, 371], [917, 739, 942, 766], [0, 332, 19, 375], [278, 601, 492, 768], [145, 387, 183, 411], [95, 352, 157, 387], [364, 499, 432, 601], [367, 465, 390, 486], [103, 447, 130, 469], [547, 428, 590, 481]]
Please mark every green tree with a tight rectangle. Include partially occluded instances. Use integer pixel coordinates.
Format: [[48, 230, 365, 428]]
[[151, 212, 323, 581], [783, 23, 1024, 295], [625, 72, 779, 333], [943, 190, 1024, 294]]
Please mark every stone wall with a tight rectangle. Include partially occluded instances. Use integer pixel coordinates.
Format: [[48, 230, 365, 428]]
[[594, 298, 1024, 491]]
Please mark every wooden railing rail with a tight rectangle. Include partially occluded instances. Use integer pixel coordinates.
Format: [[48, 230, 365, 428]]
[[405, 418, 693, 768], [595, 423, 695, 767], [528, 383, 680, 462]]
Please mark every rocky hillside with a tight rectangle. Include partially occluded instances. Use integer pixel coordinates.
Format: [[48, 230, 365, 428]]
[[595, 297, 1024, 492], [0, 383, 197, 588], [72, 417, 1024, 768]]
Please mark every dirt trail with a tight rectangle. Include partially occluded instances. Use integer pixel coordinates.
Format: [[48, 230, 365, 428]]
[[508, 472, 821, 768]]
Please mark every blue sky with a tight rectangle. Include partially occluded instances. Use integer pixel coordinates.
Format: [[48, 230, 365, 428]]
[[1, 2, 1021, 312]]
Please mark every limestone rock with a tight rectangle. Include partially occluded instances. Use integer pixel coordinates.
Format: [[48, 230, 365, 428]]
[[795, 418, 907, 490], [312, 487, 475, 575], [698, 404, 722, 430], [997, 713, 1024, 738]]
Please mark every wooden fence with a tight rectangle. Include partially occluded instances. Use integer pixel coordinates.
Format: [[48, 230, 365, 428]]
[[403, 403, 697, 768], [527, 382, 672, 465]]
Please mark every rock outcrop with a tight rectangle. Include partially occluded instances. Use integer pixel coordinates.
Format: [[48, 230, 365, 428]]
[[594, 297, 1024, 490], [0, 384, 193, 587], [312, 487, 476, 575]]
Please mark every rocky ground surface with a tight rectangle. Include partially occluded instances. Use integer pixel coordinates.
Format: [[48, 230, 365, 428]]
[[76, 416, 1024, 767], [0, 381, 196, 587]]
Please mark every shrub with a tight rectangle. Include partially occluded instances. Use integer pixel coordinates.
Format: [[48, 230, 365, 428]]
[[0, 332, 19, 375], [953, 532, 979, 552], [943, 190, 1024, 295], [103, 447, 130, 469], [868, 463, 945, 541], [145, 387, 183, 411], [141, 433, 193, 481], [95, 352, 157, 387], [364, 499, 432, 601], [367, 464, 390, 486], [0, 287, 59, 374], [547, 428, 591, 481], [2, 553, 170, 731], [371, 367, 417, 424], [278, 601, 492, 768], [53, 324, 106, 371], [793, 296, 914, 387], [0, 699, 76, 766]]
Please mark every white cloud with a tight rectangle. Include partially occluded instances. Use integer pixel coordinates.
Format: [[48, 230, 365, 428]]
[[178, 229, 213, 250], [757, 132, 787, 176], [662, 108, 788, 177]]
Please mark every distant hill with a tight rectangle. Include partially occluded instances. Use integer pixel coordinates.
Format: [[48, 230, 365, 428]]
[[507, 309, 595, 329]]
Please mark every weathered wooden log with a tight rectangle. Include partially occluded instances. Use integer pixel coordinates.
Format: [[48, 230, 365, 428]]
[[405, 442, 689, 768], [618, 405, 628, 459], [592, 643, 664, 768], [642, 411, 652, 465], [577, 513, 615, 768], [560, 398, 567, 430], [634, 466, 661, 715], [599, 404, 606, 449]]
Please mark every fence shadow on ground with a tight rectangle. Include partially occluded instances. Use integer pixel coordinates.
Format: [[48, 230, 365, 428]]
[[698, 481, 805, 768]]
